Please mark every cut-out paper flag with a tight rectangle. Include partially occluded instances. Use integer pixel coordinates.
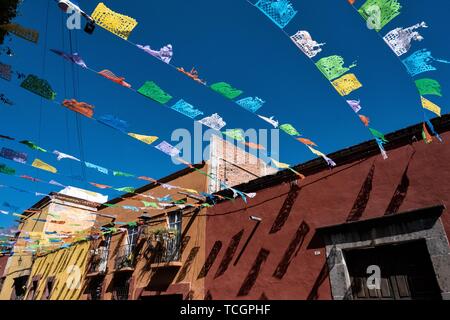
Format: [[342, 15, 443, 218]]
[[32, 159, 57, 174], [198, 113, 226, 131], [136, 44, 173, 64], [98, 114, 129, 132], [20, 75, 56, 100], [297, 138, 317, 146], [358, 0, 402, 32], [98, 70, 131, 88], [142, 201, 159, 209], [91, 2, 138, 40], [383, 22, 427, 56], [316, 55, 356, 81], [0, 93, 14, 106], [0, 62, 12, 81], [177, 67, 207, 85], [290, 30, 324, 58], [210, 82, 243, 100], [425, 118, 442, 142], [155, 141, 180, 157], [53, 150, 80, 162], [115, 187, 136, 193], [402, 49, 450, 77], [244, 142, 265, 150], [255, 0, 298, 29], [279, 124, 301, 136], [332, 74, 363, 96], [113, 171, 134, 178], [90, 182, 112, 189], [271, 158, 305, 179], [128, 133, 158, 145], [307, 146, 337, 167], [346, 100, 362, 113], [20, 140, 46, 153], [0, 164, 16, 176], [62, 99, 94, 118], [258, 115, 279, 128], [85, 162, 109, 175], [21, 175, 41, 183], [415, 78, 442, 97], [222, 129, 245, 141], [0, 24, 39, 43], [369, 128, 388, 143], [236, 97, 265, 113], [137, 81, 172, 104], [49, 180, 65, 188], [50, 49, 87, 68], [359, 115, 370, 127], [0, 148, 27, 164], [375, 138, 388, 160], [171, 99, 204, 119], [422, 123, 433, 144], [421, 97, 441, 117]]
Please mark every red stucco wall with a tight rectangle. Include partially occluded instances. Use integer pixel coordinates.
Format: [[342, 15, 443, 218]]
[[204, 132, 450, 300]]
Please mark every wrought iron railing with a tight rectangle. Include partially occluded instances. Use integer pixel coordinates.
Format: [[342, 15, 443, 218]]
[[112, 286, 129, 300], [114, 244, 137, 270], [88, 246, 109, 274], [150, 233, 181, 264]]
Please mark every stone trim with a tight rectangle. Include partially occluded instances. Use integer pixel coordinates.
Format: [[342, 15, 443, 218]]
[[321, 206, 450, 300]]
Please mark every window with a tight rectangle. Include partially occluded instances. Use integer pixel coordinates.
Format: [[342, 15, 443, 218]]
[[44, 278, 54, 300], [12, 276, 28, 300], [111, 274, 130, 300], [166, 211, 182, 261], [86, 277, 103, 300], [27, 279, 39, 300], [168, 211, 182, 232]]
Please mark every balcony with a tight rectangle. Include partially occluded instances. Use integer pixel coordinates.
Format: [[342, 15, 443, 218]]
[[147, 232, 182, 268], [114, 245, 137, 272], [87, 247, 109, 276], [111, 286, 129, 300]]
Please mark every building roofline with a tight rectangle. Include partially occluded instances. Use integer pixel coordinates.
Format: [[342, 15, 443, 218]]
[[99, 162, 207, 207], [214, 115, 450, 197]]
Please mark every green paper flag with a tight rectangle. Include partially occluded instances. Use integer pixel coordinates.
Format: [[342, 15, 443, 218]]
[[315, 55, 356, 81], [20, 75, 56, 100], [222, 129, 245, 141], [19, 140, 47, 153], [142, 201, 159, 209], [369, 128, 388, 143], [103, 204, 118, 208], [115, 187, 136, 193], [0, 164, 16, 175], [358, 0, 402, 32], [138, 81, 172, 104], [415, 78, 442, 97], [279, 124, 301, 136], [113, 171, 135, 178], [210, 82, 243, 100]]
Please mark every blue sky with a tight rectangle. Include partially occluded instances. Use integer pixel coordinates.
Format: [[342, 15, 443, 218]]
[[0, 0, 449, 228]]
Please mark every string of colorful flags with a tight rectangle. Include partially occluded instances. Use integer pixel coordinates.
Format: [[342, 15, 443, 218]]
[[347, 0, 447, 143], [247, 0, 393, 159], [57, 1, 335, 172]]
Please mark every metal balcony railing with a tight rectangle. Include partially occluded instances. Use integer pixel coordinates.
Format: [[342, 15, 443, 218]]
[[88, 246, 109, 274], [112, 286, 130, 300], [150, 233, 181, 265], [114, 245, 137, 270]]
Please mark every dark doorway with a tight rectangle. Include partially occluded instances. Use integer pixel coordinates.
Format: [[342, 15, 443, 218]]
[[344, 240, 442, 300]]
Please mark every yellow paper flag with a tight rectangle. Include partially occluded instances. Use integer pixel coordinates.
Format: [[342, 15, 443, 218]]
[[91, 3, 138, 40], [128, 133, 159, 145], [421, 97, 441, 117], [0, 24, 39, 43], [271, 158, 290, 169], [332, 74, 363, 96], [32, 159, 57, 174]]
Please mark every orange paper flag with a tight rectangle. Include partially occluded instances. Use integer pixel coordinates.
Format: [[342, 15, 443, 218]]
[[359, 115, 370, 127], [297, 138, 317, 146]]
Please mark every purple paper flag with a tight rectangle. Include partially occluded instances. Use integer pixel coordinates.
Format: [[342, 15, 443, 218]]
[[50, 49, 88, 68], [346, 100, 361, 113], [0, 147, 27, 164], [136, 44, 173, 64], [155, 141, 180, 157]]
